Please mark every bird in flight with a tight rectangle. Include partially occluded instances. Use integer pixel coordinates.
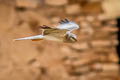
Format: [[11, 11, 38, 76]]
[[15, 19, 79, 43]]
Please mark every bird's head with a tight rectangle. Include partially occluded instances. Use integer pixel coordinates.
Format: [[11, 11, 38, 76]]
[[69, 33, 77, 42], [65, 33, 77, 43]]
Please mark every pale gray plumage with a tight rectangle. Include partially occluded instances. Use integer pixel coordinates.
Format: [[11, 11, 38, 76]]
[[57, 19, 79, 32], [15, 35, 44, 41]]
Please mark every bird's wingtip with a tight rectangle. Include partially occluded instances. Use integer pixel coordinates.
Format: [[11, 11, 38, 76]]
[[13, 39, 18, 42], [13, 38, 22, 42]]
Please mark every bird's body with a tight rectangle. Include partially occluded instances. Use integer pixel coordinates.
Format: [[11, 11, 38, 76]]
[[15, 19, 79, 43], [42, 28, 66, 42]]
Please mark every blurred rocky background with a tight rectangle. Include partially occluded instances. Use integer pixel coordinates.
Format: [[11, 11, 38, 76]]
[[0, 0, 119, 80]]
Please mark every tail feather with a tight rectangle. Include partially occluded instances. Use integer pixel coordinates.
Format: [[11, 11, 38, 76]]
[[14, 35, 44, 41]]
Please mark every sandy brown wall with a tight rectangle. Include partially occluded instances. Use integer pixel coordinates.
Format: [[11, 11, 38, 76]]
[[0, 0, 119, 80]]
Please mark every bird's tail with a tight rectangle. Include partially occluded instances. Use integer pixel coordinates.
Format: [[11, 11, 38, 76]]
[[14, 35, 44, 41]]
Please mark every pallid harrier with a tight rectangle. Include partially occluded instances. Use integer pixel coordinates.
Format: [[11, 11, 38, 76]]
[[15, 19, 79, 43]]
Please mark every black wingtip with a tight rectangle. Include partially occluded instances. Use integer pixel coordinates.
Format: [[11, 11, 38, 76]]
[[59, 19, 70, 24], [65, 19, 69, 22]]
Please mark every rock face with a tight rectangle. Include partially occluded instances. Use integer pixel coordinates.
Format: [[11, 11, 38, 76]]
[[45, 0, 68, 6], [0, 2, 16, 34], [65, 4, 81, 15], [101, 0, 120, 19], [16, 0, 39, 8], [0, 0, 119, 80]]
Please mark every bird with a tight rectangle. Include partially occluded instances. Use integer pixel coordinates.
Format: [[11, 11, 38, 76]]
[[14, 19, 79, 43]]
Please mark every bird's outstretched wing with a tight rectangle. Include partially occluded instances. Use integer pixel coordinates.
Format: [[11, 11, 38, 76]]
[[57, 19, 79, 32], [14, 35, 44, 41]]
